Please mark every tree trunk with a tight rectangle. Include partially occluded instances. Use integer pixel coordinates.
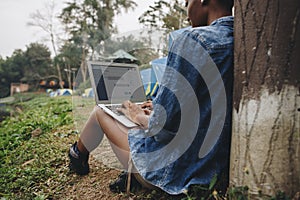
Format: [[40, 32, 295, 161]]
[[230, 0, 300, 197], [80, 46, 88, 83], [51, 32, 64, 89]]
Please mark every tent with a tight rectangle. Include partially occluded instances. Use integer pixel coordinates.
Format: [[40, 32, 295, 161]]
[[108, 49, 139, 64], [50, 89, 72, 97], [140, 68, 151, 91], [140, 68, 158, 99], [149, 27, 190, 84], [49, 91, 58, 97], [84, 88, 94, 98], [57, 89, 72, 96], [151, 57, 167, 84], [145, 27, 191, 99]]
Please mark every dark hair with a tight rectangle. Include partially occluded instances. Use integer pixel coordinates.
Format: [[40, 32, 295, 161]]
[[217, 0, 234, 12]]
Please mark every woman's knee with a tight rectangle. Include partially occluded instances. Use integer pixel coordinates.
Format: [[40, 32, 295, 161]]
[[92, 106, 116, 126], [92, 105, 102, 113], [92, 106, 105, 119]]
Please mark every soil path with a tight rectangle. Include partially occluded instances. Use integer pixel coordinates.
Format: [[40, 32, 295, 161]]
[[61, 137, 128, 199]]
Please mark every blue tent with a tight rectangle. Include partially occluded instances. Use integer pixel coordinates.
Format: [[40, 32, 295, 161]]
[[140, 68, 151, 90], [58, 89, 73, 96], [144, 27, 191, 99], [49, 89, 73, 97], [84, 88, 94, 98], [150, 27, 191, 84], [151, 57, 167, 84], [140, 68, 158, 99]]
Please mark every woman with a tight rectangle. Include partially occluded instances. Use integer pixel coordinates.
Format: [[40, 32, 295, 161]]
[[69, 0, 234, 195]]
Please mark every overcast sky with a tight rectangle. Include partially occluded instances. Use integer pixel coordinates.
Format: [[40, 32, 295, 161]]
[[0, 0, 156, 58]]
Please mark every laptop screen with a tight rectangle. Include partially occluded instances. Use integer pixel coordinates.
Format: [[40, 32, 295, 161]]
[[91, 63, 146, 104]]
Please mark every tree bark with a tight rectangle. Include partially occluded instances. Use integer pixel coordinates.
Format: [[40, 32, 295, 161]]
[[230, 0, 300, 197]]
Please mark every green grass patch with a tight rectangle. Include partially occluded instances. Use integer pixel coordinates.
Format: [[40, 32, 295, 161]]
[[0, 94, 76, 199], [0, 94, 293, 200]]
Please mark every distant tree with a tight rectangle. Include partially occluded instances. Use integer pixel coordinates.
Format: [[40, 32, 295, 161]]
[[0, 43, 52, 97], [28, 0, 65, 88], [99, 34, 164, 67], [103, 35, 145, 55], [102, 34, 161, 67], [6, 50, 27, 81], [24, 43, 52, 82], [59, 0, 137, 82], [139, 0, 188, 32], [55, 42, 82, 88], [0, 50, 27, 97], [0, 58, 6, 97]]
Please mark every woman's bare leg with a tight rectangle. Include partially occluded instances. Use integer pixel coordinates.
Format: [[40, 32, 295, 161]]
[[78, 106, 131, 169], [77, 107, 104, 154]]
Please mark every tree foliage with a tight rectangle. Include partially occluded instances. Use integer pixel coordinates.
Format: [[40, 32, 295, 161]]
[[0, 43, 53, 97], [28, 0, 65, 88], [59, 0, 137, 82], [24, 43, 52, 80], [54, 42, 82, 88], [103, 35, 145, 55], [0, 50, 26, 97], [59, 0, 137, 55], [102, 34, 160, 67], [139, 0, 189, 32], [1, 0, 184, 97]]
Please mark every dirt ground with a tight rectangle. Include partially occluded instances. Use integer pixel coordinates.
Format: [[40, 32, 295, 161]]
[[60, 155, 180, 200], [61, 156, 151, 200], [60, 136, 130, 200], [62, 98, 139, 199], [59, 137, 181, 200], [60, 157, 122, 200], [61, 98, 185, 200]]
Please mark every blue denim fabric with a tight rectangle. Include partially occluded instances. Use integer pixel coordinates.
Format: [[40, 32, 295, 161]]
[[128, 16, 234, 195]]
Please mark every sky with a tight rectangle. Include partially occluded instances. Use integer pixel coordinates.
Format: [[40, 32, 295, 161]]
[[0, 0, 156, 58]]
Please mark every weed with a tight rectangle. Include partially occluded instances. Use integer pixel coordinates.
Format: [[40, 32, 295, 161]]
[[0, 94, 295, 200], [0, 94, 75, 199]]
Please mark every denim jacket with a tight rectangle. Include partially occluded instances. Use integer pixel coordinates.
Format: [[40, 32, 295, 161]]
[[128, 16, 234, 195]]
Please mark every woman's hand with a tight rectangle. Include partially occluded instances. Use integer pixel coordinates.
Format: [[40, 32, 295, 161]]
[[140, 100, 153, 115], [117, 100, 151, 129]]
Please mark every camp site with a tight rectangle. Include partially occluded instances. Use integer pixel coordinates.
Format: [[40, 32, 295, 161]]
[[0, 1, 299, 199]]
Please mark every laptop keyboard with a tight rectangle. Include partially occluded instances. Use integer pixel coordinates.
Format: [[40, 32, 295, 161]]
[[106, 105, 123, 116]]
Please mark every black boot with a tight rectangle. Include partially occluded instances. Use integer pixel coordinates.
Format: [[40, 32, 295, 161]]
[[68, 142, 90, 175], [109, 171, 142, 193]]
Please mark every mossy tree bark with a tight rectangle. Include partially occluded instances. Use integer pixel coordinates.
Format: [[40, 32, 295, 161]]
[[230, 0, 300, 197]]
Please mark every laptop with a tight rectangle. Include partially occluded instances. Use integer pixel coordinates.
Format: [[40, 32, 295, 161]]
[[87, 61, 147, 128]]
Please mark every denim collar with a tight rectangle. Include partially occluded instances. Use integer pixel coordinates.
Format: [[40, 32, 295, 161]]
[[210, 16, 234, 26]]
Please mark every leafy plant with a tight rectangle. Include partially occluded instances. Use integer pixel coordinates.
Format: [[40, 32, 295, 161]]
[[0, 95, 75, 199], [227, 186, 249, 200]]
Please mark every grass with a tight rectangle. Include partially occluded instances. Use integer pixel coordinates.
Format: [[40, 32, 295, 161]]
[[0, 93, 77, 199], [0, 93, 294, 200], [0, 93, 223, 200]]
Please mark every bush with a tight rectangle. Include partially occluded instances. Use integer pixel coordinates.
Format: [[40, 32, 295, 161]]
[[0, 95, 74, 199]]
